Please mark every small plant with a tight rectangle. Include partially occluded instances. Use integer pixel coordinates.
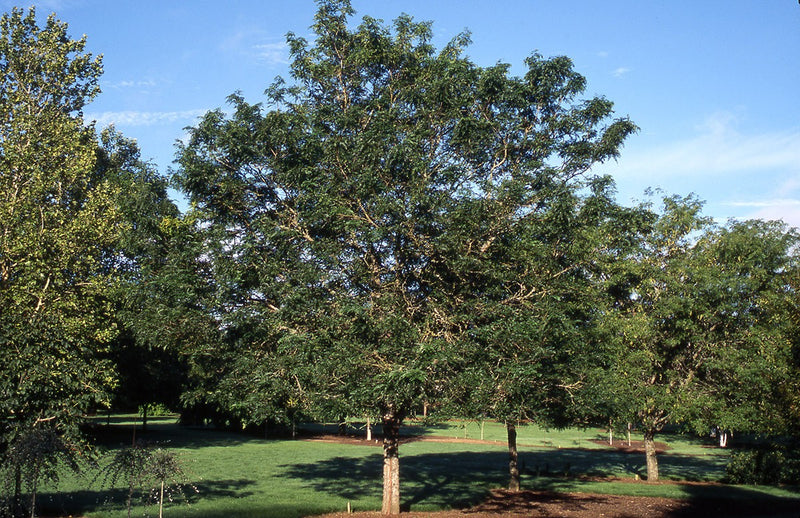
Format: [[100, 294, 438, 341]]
[[95, 441, 198, 517], [0, 427, 83, 518]]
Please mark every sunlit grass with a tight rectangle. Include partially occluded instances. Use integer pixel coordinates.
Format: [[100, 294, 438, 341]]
[[33, 416, 797, 517]]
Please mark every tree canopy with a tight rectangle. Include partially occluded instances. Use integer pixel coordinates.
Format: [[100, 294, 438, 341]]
[[175, 0, 635, 511]]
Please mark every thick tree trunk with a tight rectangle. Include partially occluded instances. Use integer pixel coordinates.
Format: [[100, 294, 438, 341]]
[[643, 429, 659, 482], [506, 421, 520, 492], [382, 413, 401, 515]]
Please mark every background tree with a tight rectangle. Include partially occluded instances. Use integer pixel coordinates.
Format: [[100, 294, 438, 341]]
[[176, 1, 634, 512], [94, 128, 189, 429], [448, 178, 641, 491], [0, 8, 126, 516], [594, 194, 799, 481]]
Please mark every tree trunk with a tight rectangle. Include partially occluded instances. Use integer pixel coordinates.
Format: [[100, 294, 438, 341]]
[[719, 430, 728, 448], [643, 429, 659, 482], [13, 464, 23, 518], [627, 422, 632, 446], [608, 418, 614, 445], [366, 417, 372, 441], [142, 404, 148, 433], [381, 412, 401, 515], [506, 421, 520, 492]]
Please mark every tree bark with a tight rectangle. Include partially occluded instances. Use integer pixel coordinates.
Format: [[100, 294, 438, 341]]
[[506, 421, 520, 492], [382, 412, 401, 515], [14, 464, 23, 518], [366, 417, 372, 441], [643, 429, 659, 482]]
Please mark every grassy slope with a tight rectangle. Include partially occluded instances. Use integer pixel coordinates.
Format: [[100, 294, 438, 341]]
[[35, 417, 799, 517]]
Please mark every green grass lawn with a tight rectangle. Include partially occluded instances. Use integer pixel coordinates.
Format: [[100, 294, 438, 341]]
[[33, 416, 799, 517]]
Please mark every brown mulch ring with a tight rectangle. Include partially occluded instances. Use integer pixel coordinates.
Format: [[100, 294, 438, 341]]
[[316, 488, 800, 518], [588, 438, 671, 454]]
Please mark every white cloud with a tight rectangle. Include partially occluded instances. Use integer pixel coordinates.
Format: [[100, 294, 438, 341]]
[[221, 27, 288, 66], [252, 42, 289, 65], [105, 79, 159, 90], [87, 109, 207, 127], [612, 113, 800, 179], [613, 66, 631, 77], [746, 203, 800, 229], [726, 199, 800, 209]]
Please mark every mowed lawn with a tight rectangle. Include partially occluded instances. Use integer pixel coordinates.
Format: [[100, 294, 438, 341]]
[[36, 417, 799, 517]]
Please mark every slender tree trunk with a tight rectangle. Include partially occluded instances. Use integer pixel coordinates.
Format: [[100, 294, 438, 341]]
[[719, 430, 728, 448], [506, 421, 520, 492], [608, 418, 614, 445], [159, 480, 165, 518], [627, 423, 632, 447], [366, 417, 372, 441], [29, 482, 36, 518], [643, 429, 659, 482], [381, 412, 401, 515], [13, 464, 23, 518], [142, 404, 148, 433]]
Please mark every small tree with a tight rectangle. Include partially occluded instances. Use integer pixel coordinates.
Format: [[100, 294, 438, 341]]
[[96, 442, 197, 518], [0, 427, 82, 518]]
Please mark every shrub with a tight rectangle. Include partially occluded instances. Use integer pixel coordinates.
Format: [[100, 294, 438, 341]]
[[725, 447, 800, 485]]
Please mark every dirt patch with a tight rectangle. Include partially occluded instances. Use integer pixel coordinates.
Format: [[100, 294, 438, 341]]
[[315, 488, 800, 518], [588, 438, 670, 454]]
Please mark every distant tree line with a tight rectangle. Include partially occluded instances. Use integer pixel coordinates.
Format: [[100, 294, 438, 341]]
[[1, 2, 798, 516]]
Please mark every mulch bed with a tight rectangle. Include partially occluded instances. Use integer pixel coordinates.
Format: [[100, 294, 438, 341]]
[[316, 488, 800, 517]]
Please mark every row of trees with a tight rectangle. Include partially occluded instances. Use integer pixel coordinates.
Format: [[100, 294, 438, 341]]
[[2, 2, 799, 516]]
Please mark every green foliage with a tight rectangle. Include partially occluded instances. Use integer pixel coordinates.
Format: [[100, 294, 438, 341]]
[[725, 447, 800, 486], [587, 193, 800, 481], [0, 5, 119, 452], [174, 0, 635, 433]]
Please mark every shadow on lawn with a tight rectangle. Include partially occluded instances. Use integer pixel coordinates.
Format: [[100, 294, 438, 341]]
[[276, 447, 731, 512], [87, 420, 269, 450], [37, 478, 258, 517]]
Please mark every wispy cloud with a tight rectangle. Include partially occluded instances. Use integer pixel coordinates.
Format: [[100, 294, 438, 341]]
[[252, 42, 289, 65], [105, 79, 159, 90], [612, 113, 800, 179], [87, 109, 206, 127], [221, 27, 288, 66], [725, 199, 800, 208], [613, 66, 631, 78]]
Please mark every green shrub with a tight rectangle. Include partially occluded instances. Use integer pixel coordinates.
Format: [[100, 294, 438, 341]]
[[726, 447, 800, 485]]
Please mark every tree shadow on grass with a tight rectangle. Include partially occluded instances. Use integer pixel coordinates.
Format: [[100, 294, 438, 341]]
[[87, 420, 270, 450], [37, 477, 257, 517], [276, 446, 738, 513]]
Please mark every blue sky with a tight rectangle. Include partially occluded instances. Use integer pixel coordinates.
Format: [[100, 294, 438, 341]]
[[7, 1, 800, 227]]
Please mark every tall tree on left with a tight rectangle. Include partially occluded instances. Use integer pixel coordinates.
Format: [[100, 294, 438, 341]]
[[0, 8, 119, 516]]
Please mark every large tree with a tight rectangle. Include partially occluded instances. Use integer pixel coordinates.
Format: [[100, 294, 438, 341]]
[[0, 7, 119, 516], [175, 0, 634, 513]]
